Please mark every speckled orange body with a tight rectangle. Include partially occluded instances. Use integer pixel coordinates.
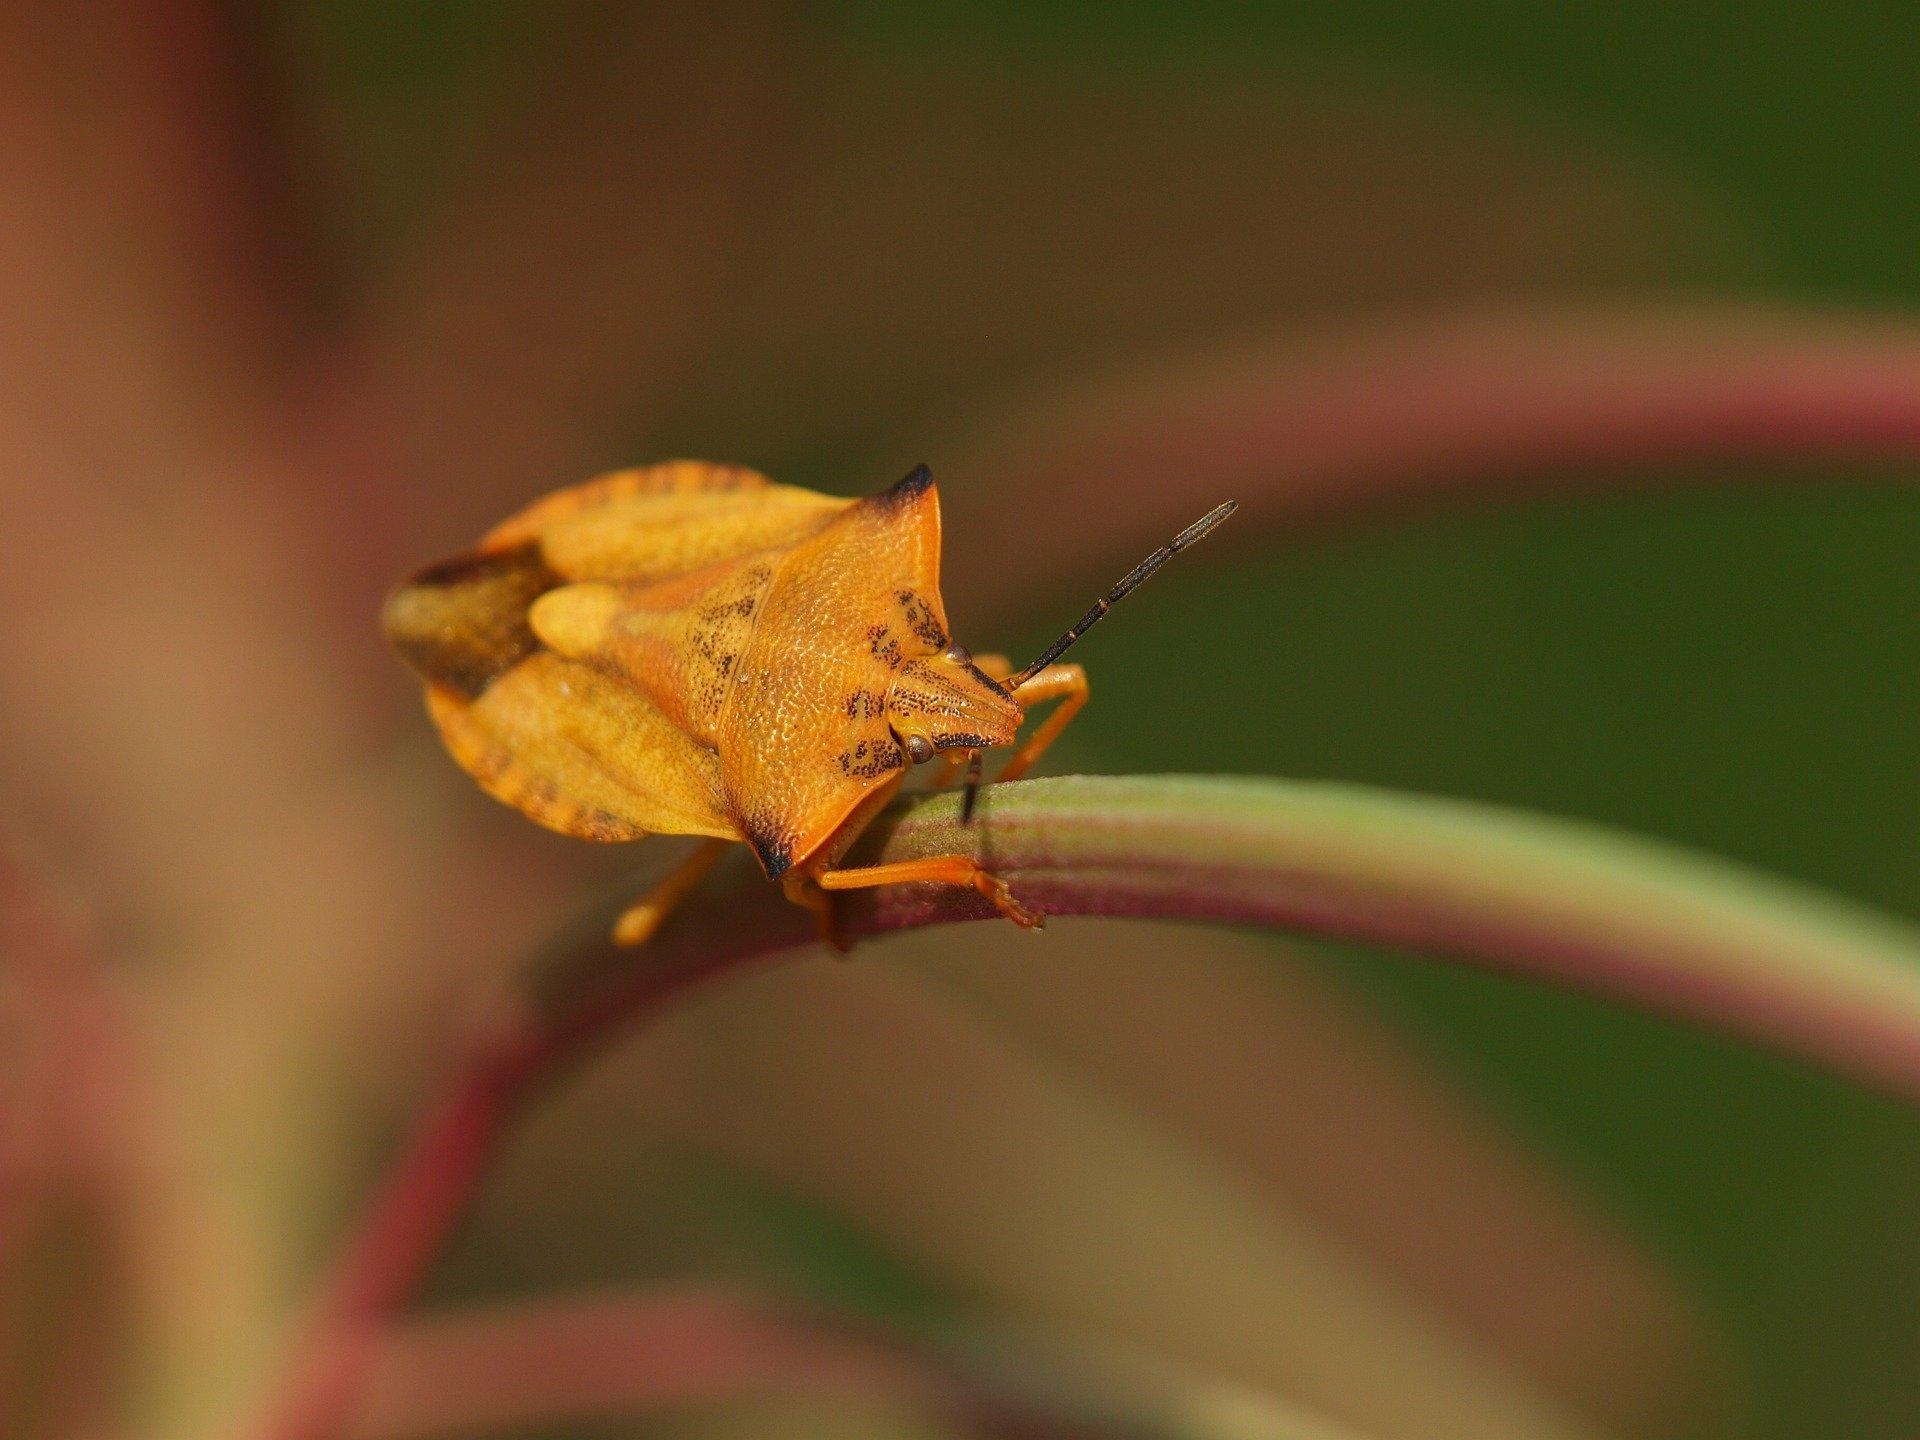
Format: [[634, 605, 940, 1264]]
[[384, 461, 1077, 944]]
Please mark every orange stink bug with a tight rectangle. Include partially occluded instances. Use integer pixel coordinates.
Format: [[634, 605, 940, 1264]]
[[384, 463, 1232, 947]]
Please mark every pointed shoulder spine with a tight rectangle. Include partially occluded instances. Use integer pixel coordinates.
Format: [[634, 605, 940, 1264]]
[[882, 463, 934, 507]]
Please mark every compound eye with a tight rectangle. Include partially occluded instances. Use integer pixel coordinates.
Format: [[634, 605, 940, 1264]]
[[945, 643, 972, 667], [904, 733, 936, 765]]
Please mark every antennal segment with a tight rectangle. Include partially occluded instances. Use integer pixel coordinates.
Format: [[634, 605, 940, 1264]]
[[1007, 500, 1237, 689]]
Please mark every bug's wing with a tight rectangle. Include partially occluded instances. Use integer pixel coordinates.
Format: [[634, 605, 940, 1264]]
[[383, 544, 555, 700], [719, 469, 952, 874], [528, 552, 777, 747], [479, 460, 765, 548], [384, 545, 741, 842], [386, 461, 853, 847], [482, 461, 852, 585], [383, 462, 843, 702], [424, 651, 740, 843]]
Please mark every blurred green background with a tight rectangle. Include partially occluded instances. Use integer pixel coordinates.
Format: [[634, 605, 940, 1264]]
[[1008, 6, 1920, 1434], [6, 2, 1916, 1437], [307, 2, 1918, 1436], [939, 9, 1920, 1437]]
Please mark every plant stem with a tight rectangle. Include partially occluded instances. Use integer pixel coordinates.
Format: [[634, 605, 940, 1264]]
[[349, 1286, 1372, 1440], [948, 304, 1920, 613], [248, 773, 1920, 1440]]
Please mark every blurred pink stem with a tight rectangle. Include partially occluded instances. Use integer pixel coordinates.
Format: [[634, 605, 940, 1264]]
[[0, 850, 156, 1435], [348, 1286, 1365, 1440], [251, 1027, 538, 1440], [946, 304, 1920, 609], [247, 952, 782, 1440], [347, 1289, 925, 1440]]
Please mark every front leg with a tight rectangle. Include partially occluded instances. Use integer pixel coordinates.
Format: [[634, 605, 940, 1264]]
[[781, 870, 849, 952], [932, 655, 1088, 786], [996, 663, 1089, 782], [612, 838, 731, 947]]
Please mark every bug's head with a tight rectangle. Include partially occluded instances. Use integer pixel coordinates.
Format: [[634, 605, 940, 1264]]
[[885, 644, 1021, 765]]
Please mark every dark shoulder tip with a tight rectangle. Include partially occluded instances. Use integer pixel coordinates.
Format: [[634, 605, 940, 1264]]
[[882, 464, 935, 505], [748, 827, 794, 879]]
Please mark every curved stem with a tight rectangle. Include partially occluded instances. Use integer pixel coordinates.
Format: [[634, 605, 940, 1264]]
[[349, 1286, 1372, 1440], [943, 304, 1920, 612], [249, 773, 1920, 1440]]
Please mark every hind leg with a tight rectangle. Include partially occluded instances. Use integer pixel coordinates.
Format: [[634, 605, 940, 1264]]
[[613, 838, 731, 947]]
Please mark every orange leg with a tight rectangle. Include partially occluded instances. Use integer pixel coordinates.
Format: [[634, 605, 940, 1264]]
[[928, 657, 1087, 787], [612, 838, 731, 947], [782, 869, 846, 952], [815, 855, 1043, 929], [996, 663, 1089, 783]]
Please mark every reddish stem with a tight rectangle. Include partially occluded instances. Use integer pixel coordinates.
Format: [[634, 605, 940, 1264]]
[[262, 1036, 533, 1440], [0, 851, 157, 1435], [346, 1289, 973, 1440], [944, 304, 1920, 612], [249, 766, 1920, 1440], [247, 895, 812, 1440]]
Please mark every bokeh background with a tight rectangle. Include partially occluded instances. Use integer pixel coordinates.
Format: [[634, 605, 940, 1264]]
[[2, 4, 1917, 1439]]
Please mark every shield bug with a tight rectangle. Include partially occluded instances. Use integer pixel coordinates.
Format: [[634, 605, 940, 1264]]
[[384, 462, 1233, 947]]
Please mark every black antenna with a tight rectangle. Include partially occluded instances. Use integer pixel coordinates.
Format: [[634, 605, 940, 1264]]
[[1006, 500, 1238, 689]]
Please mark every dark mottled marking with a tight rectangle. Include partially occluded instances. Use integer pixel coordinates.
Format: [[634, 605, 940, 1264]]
[[894, 588, 946, 648], [748, 827, 794, 878], [684, 564, 767, 692], [382, 543, 557, 698], [687, 624, 733, 672], [932, 731, 990, 751], [865, 622, 903, 667], [698, 592, 758, 623], [962, 658, 1011, 697], [837, 736, 905, 780], [843, 687, 884, 720]]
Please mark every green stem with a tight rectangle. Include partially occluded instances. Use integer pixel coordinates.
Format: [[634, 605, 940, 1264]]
[[255, 773, 1920, 1440], [853, 776, 1920, 1099]]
